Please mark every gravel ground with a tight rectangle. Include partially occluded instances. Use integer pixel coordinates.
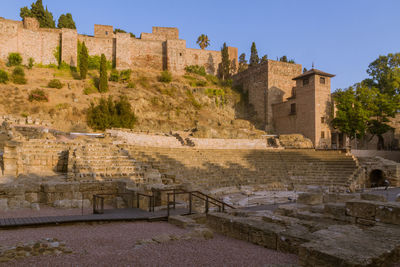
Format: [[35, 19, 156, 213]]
[[0, 222, 298, 267]]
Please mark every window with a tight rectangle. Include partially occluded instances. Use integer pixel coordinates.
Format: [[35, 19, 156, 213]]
[[321, 117, 325, 123], [320, 77, 326, 84], [179, 53, 182, 56], [105, 31, 108, 35], [321, 131, 325, 138], [303, 78, 309, 86], [290, 103, 296, 115], [291, 88, 296, 98]]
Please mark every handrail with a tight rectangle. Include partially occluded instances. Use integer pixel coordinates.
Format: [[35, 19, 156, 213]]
[[93, 192, 154, 214], [165, 189, 235, 217]]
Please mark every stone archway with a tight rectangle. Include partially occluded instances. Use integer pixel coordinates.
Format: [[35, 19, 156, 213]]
[[369, 169, 385, 187]]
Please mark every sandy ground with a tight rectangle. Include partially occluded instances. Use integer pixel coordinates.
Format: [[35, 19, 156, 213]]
[[0, 221, 298, 267]]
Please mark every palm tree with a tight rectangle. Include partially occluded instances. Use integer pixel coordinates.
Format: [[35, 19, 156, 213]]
[[196, 34, 210, 50]]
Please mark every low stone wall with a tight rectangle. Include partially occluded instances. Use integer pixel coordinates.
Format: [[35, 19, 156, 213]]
[[107, 130, 183, 148], [190, 138, 269, 150], [352, 149, 400, 162]]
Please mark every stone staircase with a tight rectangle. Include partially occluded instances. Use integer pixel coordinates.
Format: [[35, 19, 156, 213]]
[[67, 142, 146, 182], [122, 146, 360, 191]]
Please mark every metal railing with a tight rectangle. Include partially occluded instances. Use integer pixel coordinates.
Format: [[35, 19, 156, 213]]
[[166, 190, 235, 217], [93, 191, 154, 214]]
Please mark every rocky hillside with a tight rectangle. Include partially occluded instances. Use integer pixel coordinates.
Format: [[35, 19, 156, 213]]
[[0, 61, 265, 139]]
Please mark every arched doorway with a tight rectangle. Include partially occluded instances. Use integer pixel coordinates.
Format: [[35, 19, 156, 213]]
[[369, 169, 385, 187]]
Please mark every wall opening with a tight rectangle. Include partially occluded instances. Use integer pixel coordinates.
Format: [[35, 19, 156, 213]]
[[369, 169, 385, 187]]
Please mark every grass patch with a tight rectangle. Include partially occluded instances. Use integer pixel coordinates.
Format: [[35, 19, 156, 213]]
[[48, 79, 63, 89], [137, 76, 150, 88], [186, 90, 202, 110]]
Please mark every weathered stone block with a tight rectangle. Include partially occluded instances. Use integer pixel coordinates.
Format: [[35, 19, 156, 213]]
[[324, 203, 346, 217], [277, 225, 311, 254], [25, 193, 38, 203], [323, 193, 359, 203], [361, 193, 387, 202], [345, 200, 377, 219], [168, 215, 196, 229], [375, 202, 400, 225], [297, 193, 323, 205], [0, 199, 8, 211]]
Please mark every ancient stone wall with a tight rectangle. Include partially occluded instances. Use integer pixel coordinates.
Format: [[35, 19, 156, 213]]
[[131, 39, 164, 70], [185, 49, 221, 75], [0, 17, 236, 74], [78, 35, 115, 62], [233, 60, 302, 131]]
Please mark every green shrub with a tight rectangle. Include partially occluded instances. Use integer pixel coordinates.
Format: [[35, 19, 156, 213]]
[[109, 70, 120, 82], [205, 74, 219, 85], [87, 96, 137, 130], [185, 65, 206, 76], [28, 58, 34, 69], [126, 82, 136, 89], [28, 89, 48, 102], [158, 70, 172, 83], [48, 79, 63, 89], [0, 70, 9, 84], [12, 66, 27, 84], [83, 80, 98, 95], [7, 53, 23, 66], [120, 69, 132, 82], [87, 55, 112, 70], [59, 61, 70, 70]]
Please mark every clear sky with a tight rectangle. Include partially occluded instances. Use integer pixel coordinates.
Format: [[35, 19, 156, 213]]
[[2, 0, 400, 91]]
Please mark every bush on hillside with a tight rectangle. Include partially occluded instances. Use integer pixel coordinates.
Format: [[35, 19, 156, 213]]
[[0, 70, 9, 84], [87, 96, 137, 130], [28, 58, 34, 69], [120, 69, 132, 82], [126, 82, 136, 89], [28, 89, 48, 102], [88, 55, 112, 70], [48, 79, 63, 89], [158, 70, 172, 83], [185, 65, 206, 76], [109, 69, 120, 82], [12, 66, 27, 84], [7, 53, 23, 67]]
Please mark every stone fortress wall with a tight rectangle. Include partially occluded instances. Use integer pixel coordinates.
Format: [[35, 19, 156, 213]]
[[0, 17, 238, 75]]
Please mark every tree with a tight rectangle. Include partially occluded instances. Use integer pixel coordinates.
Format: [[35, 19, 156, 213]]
[[303, 67, 307, 73], [332, 84, 373, 141], [333, 53, 400, 149], [238, 53, 248, 72], [20, 0, 55, 28], [99, 54, 109, 93], [249, 42, 259, 67], [230, 59, 237, 76], [79, 42, 89, 79], [196, 34, 210, 50], [220, 43, 230, 80], [260, 55, 268, 63], [279, 55, 288, 62], [57, 13, 76, 29]]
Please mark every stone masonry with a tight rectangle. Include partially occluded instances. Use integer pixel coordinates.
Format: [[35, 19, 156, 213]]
[[0, 17, 238, 75]]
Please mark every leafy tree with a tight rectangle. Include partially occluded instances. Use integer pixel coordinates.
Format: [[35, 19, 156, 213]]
[[238, 53, 248, 72], [196, 34, 210, 50], [303, 67, 307, 73], [230, 59, 237, 76], [99, 54, 108, 93], [249, 42, 259, 67], [57, 13, 76, 29], [87, 96, 137, 130], [260, 55, 268, 63], [220, 42, 230, 80], [79, 42, 89, 79], [333, 53, 400, 149], [20, 0, 55, 28]]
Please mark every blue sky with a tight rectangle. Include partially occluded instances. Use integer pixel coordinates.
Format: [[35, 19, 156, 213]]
[[2, 0, 400, 91]]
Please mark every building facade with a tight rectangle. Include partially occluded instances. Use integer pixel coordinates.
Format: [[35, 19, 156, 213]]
[[233, 60, 335, 148]]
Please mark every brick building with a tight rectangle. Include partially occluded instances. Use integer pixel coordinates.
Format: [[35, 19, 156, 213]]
[[233, 61, 336, 148]]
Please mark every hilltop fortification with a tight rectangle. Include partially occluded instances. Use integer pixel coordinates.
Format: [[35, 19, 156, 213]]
[[0, 17, 238, 74]]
